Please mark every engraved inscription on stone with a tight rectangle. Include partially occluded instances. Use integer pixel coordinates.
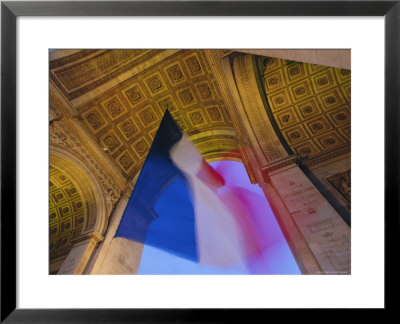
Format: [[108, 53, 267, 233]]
[[282, 181, 319, 213], [308, 218, 336, 233], [318, 234, 350, 273]]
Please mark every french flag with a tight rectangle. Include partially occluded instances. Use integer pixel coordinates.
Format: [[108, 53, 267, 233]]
[[115, 110, 285, 274]]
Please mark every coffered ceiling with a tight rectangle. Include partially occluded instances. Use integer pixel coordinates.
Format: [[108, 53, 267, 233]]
[[49, 166, 86, 260], [260, 57, 351, 158], [50, 50, 239, 183]]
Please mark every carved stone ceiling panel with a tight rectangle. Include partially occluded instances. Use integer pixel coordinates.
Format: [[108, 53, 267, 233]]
[[50, 50, 162, 100], [51, 50, 238, 182], [49, 166, 86, 260], [261, 57, 351, 158]]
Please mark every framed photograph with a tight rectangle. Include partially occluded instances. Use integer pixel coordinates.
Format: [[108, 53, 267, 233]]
[[1, 0, 398, 321]]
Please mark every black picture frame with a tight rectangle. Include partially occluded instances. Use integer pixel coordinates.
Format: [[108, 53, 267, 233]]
[[1, 0, 398, 322]]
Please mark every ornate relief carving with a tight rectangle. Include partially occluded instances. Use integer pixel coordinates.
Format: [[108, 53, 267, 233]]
[[296, 98, 321, 119], [178, 88, 196, 106], [50, 117, 122, 195], [117, 151, 135, 172], [50, 123, 71, 148], [306, 116, 332, 135], [276, 108, 299, 128], [158, 96, 176, 112], [184, 55, 203, 77], [300, 145, 351, 167], [203, 50, 256, 181], [118, 119, 137, 139], [196, 82, 213, 100], [90, 231, 105, 244], [233, 54, 286, 163], [195, 137, 238, 156], [285, 61, 305, 81], [101, 133, 121, 152], [262, 155, 298, 173], [206, 106, 223, 122], [146, 74, 165, 94], [54, 50, 146, 90], [103, 97, 125, 119], [84, 109, 106, 131], [124, 85, 146, 107], [327, 170, 351, 203], [290, 79, 312, 101], [317, 132, 344, 149], [105, 188, 119, 213], [166, 63, 186, 84], [173, 117, 188, 131], [132, 138, 150, 157], [138, 106, 158, 127], [50, 50, 169, 100], [188, 110, 206, 126]]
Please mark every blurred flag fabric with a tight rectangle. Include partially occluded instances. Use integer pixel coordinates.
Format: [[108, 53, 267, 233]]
[[115, 110, 273, 273]]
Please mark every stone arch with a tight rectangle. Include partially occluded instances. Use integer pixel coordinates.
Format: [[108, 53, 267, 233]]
[[50, 146, 108, 238], [49, 165, 88, 272]]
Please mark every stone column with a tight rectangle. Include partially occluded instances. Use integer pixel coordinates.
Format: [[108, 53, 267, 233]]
[[259, 179, 323, 274], [262, 160, 351, 274], [57, 231, 104, 274], [90, 193, 144, 274]]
